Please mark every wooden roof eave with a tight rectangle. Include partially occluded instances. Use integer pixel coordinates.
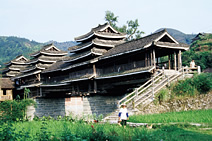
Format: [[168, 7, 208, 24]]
[[75, 33, 94, 42], [69, 42, 93, 53], [40, 51, 68, 56], [11, 61, 26, 65], [30, 51, 41, 57], [12, 70, 42, 80], [62, 77, 90, 83], [40, 83, 68, 87], [62, 61, 90, 71], [9, 67, 21, 71], [94, 32, 127, 39], [153, 42, 189, 51], [63, 52, 92, 63], [18, 82, 42, 90], [100, 47, 143, 60], [25, 59, 39, 65], [96, 66, 155, 80]]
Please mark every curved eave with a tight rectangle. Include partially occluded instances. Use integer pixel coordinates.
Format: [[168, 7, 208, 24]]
[[100, 47, 143, 60], [25, 59, 39, 64], [4, 62, 12, 66], [30, 52, 41, 57], [6, 73, 16, 77], [75, 33, 94, 42], [154, 43, 189, 51], [93, 41, 114, 47], [63, 52, 92, 63], [62, 77, 89, 83], [96, 66, 154, 80], [40, 51, 68, 56], [42, 68, 61, 74], [38, 59, 57, 63], [62, 61, 90, 71], [40, 83, 68, 87], [18, 82, 42, 90], [11, 61, 26, 65], [12, 70, 41, 80], [69, 42, 93, 53], [9, 67, 21, 71], [94, 32, 127, 39]]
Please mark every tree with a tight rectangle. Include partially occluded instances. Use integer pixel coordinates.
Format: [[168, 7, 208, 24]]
[[105, 11, 144, 41]]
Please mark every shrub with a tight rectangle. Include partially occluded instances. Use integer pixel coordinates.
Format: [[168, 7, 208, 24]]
[[155, 88, 169, 104], [193, 73, 212, 94], [172, 79, 197, 96], [0, 99, 36, 122]]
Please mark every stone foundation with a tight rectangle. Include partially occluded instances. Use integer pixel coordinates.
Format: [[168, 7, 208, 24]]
[[138, 92, 212, 115], [27, 94, 122, 119]]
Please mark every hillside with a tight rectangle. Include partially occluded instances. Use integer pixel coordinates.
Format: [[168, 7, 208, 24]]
[[0, 36, 77, 69], [0, 36, 43, 68], [155, 28, 196, 44], [182, 33, 212, 70]]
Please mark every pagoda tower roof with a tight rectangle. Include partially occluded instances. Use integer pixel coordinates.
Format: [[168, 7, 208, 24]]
[[74, 23, 126, 42]]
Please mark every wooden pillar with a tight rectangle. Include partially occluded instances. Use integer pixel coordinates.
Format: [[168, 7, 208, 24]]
[[178, 50, 182, 70], [153, 49, 156, 67], [94, 80, 97, 93], [145, 52, 147, 67], [40, 87, 42, 97], [38, 73, 40, 81], [93, 64, 96, 77], [174, 51, 177, 71], [168, 55, 171, 70]]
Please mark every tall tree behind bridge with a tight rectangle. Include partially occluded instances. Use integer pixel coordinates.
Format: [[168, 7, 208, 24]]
[[105, 11, 144, 41]]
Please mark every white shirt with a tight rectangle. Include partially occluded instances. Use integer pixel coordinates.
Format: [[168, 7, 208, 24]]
[[190, 61, 195, 68], [119, 108, 128, 120]]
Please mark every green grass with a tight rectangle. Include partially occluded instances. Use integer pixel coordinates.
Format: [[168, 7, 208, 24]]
[[1, 110, 212, 141], [129, 109, 212, 125]]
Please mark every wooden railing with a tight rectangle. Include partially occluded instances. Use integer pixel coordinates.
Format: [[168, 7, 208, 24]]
[[118, 71, 164, 107], [118, 66, 201, 109]]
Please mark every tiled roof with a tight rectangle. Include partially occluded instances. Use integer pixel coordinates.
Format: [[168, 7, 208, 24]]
[[41, 60, 69, 73], [99, 29, 188, 60], [74, 23, 126, 41], [68, 38, 125, 52], [30, 43, 67, 57], [4, 55, 28, 65], [64, 48, 105, 63], [0, 78, 15, 89]]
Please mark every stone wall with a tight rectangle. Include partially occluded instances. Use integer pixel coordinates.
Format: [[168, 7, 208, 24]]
[[138, 92, 212, 115], [27, 94, 122, 119]]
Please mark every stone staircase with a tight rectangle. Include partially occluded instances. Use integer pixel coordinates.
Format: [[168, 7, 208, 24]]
[[104, 68, 186, 123]]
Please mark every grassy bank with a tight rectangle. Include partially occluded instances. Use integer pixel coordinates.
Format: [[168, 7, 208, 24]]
[[129, 109, 212, 125], [1, 110, 212, 141]]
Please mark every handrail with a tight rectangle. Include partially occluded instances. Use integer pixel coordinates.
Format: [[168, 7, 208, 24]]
[[118, 71, 163, 105]]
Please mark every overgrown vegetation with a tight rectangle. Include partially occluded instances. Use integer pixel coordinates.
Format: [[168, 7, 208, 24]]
[[182, 34, 212, 70], [0, 99, 36, 122], [172, 73, 212, 96]]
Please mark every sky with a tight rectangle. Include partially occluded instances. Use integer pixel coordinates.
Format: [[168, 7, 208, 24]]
[[0, 0, 212, 43]]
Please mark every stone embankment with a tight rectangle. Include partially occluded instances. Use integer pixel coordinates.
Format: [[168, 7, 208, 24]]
[[137, 92, 212, 115]]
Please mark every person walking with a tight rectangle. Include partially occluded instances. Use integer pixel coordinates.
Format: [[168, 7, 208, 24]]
[[118, 104, 129, 128]]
